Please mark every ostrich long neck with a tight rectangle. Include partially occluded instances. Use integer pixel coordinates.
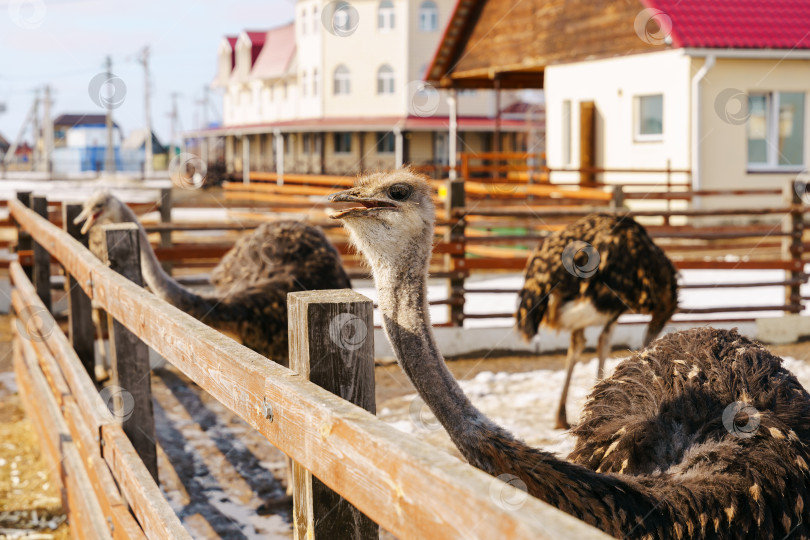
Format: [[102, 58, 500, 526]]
[[371, 238, 667, 534], [114, 204, 228, 324]]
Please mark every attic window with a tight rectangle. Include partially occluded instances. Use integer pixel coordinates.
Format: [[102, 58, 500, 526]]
[[418, 1, 438, 32], [378, 0, 395, 31]]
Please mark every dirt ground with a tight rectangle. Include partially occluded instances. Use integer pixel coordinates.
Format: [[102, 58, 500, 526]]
[[4, 308, 810, 538]]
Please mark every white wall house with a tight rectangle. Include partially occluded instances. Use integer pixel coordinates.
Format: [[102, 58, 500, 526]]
[[196, 0, 530, 177]]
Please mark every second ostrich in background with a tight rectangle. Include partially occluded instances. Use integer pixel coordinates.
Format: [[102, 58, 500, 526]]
[[517, 214, 678, 429], [74, 190, 352, 365]]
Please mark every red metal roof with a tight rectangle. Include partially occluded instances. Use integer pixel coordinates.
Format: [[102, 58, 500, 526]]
[[192, 116, 528, 135], [251, 24, 295, 79], [644, 0, 810, 49], [244, 30, 269, 67]]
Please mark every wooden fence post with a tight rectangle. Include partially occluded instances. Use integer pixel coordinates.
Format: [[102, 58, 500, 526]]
[[31, 196, 52, 311], [15, 192, 33, 280], [445, 179, 466, 327], [102, 223, 158, 482], [610, 185, 624, 212], [785, 180, 804, 312], [63, 204, 97, 382], [159, 188, 173, 275], [287, 289, 378, 540]]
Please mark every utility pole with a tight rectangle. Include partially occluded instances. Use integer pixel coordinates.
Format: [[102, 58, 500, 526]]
[[168, 92, 178, 159], [42, 85, 54, 174], [138, 46, 154, 178], [104, 55, 117, 174], [200, 86, 209, 165], [31, 90, 40, 172]]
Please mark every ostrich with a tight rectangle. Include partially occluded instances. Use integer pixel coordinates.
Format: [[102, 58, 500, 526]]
[[329, 170, 810, 538], [516, 214, 678, 429], [74, 190, 352, 365]]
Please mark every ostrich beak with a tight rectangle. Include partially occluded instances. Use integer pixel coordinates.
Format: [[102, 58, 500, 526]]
[[328, 190, 397, 219], [74, 207, 100, 235]]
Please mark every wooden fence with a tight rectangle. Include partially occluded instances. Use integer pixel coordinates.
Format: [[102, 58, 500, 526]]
[[5, 170, 806, 329], [9, 195, 609, 538]]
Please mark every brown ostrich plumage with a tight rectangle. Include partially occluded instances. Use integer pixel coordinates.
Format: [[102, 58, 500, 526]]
[[76, 191, 351, 365], [330, 170, 810, 539], [516, 213, 679, 428]]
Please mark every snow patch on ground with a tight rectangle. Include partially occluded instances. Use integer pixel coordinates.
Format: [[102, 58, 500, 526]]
[[380, 354, 810, 459]]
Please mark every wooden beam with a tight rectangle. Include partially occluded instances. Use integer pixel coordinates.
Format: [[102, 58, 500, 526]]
[[288, 290, 378, 540], [63, 204, 97, 383], [102, 223, 158, 483], [15, 191, 33, 280], [31, 196, 52, 311]]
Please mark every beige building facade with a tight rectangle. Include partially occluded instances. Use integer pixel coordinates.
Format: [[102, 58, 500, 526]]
[[194, 0, 531, 178]]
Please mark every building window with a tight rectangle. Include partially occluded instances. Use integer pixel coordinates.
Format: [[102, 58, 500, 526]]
[[312, 6, 319, 34], [376, 132, 395, 153], [377, 64, 394, 94], [303, 133, 311, 154], [378, 0, 395, 30], [748, 92, 805, 170], [418, 1, 438, 31], [634, 94, 663, 141], [301, 9, 307, 34], [334, 132, 352, 153], [301, 71, 308, 97], [312, 68, 319, 96], [333, 65, 350, 95], [562, 100, 572, 165]]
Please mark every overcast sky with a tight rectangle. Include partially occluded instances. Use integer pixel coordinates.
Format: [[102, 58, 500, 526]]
[[0, 0, 294, 145]]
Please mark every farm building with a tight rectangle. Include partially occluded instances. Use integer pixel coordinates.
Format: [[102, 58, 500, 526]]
[[187, 0, 545, 178], [50, 113, 125, 174], [426, 0, 810, 209]]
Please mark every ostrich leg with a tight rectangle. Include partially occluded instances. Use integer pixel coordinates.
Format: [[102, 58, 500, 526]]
[[596, 316, 619, 381], [555, 328, 586, 430]]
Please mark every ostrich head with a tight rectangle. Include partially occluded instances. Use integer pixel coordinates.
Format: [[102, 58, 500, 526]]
[[328, 170, 435, 271], [74, 190, 127, 234]]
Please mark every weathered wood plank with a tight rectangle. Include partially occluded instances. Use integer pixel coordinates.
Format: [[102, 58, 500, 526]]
[[288, 290, 378, 540], [15, 192, 33, 280], [63, 399, 146, 540], [11, 262, 189, 540], [15, 335, 112, 540], [63, 203, 97, 382], [10, 198, 610, 540], [31, 196, 53, 311], [11, 263, 113, 431], [101, 427, 192, 540], [102, 224, 158, 483]]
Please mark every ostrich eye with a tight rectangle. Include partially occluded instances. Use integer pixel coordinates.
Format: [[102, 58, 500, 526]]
[[388, 184, 412, 201]]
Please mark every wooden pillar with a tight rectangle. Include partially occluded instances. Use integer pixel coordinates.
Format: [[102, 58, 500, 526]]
[[63, 204, 96, 382], [102, 223, 158, 482], [319, 132, 326, 174], [242, 135, 250, 184], [30, 196, 52, 311], [394, 126, 403, 169], [159, 188, 173, 275], [445, 180, 466, 327], [358, 131, 365, 174], [494, 77, 501, 181], [15, 192, 33, 280], [448, 89, 458, 180], [275, 129, 284, 185], [287, 290, 378, 540], [402, 131, 410, 165], [785, 180, 804, 313], [579, 101, 596, 186]]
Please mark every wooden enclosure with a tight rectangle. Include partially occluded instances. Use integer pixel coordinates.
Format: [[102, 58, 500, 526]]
[[9, 196, 609, 538]]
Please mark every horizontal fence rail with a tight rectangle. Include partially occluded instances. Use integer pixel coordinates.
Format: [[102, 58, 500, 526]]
[[9, 197, 610, 538]]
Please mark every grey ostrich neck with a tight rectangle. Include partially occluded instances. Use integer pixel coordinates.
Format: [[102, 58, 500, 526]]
[[368, 227, 662, 530], [113, 204, 218, 319]]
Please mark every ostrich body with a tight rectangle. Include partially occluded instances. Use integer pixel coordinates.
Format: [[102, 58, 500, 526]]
[[517, 214, 678, 428], [75, 191, 351, 365], [329, 170, 810, 538]]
